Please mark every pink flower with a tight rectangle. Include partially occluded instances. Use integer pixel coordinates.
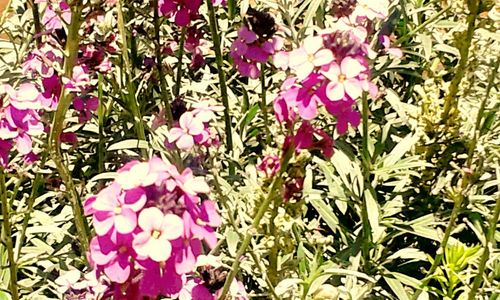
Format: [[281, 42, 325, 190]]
[[167, 111, 204, 150], [3, 83, 43, 110], [73, 95, 98, 123], [132, 207, 183, 262], [380, 35, 403, 58], [90, 233, 135, 283], [258, 155, 280, 178], [63, 65, 91, 92], [42, 1, 72, 32], [158, 0, 202, 27], [230, 25, 282, 79], [323, 56, 365, 101], [92, 183, 147, 235], [288, 36, 334, 80]]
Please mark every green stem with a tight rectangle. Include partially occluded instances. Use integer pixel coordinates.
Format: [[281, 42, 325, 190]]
[[0, 168, 19, 300], [466, 59, 500, 299], [27, 0, 42, 46], [97, 73, 105, 178], [268, 198, 279, 285], [212, 174, 279, 299], [468, 195, 500, 299], [152, 0, 173, 126], [411, 193, 463, 300], [117, 0, 148, 154], [361, 93, 373, 268], [260, 64, 271, 145], [174, 27, 187, 98], [48, 1, 90, 256], [227, 0, 236, 20], [441, 0, 479, 123], [206, 0, 234, 176], [217, 145, 295, 299]]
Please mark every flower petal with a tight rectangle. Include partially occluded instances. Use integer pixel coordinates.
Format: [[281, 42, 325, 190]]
[[161, 214, 184, 240]]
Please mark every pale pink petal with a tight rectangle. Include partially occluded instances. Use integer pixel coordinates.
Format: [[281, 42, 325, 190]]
[[295, 62, 315, 80], [176, 134, 194, 150], [326, 82, 345, 101], [344, 79, 363, 99], [16, 133, 32, 154], [149, 238, 172, 262], [288, 48, 308, 68], [168, 127, 185, 143], [187, 117, 204, 135], [341, 57, 365, 78], [183, 177, 210, 195], [114, 208, 137, 234], [303, 36, 323, 54], [160, 214, 184, 240], [138, 207, 164, 232], [93, 212, 115, 236], [322, 63, 340, 81], [132, 232, 153, 257], [179, 112, 194, 130], [104, 261, 130, 283], [312, 49, 334, 66]]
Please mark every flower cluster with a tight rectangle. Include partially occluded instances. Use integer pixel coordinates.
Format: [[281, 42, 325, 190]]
[[272, 1, 394, 159], [78, 157, 229, 298], [166, 101, 223, 151], [230, 25, 282, 79]]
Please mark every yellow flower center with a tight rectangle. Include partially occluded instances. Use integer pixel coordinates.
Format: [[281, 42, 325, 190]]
[[338, 74, 346, 82], [114, 206, 122, 215], [152, 230, 161, 239]]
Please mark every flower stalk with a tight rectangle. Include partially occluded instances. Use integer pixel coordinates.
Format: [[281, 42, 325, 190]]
[[361, 92, 373, 268], [152, 0, 174, 126], [117, 0, 148, 153], [0, 168, 19, 300], [261, 63, 271, 145], [206, 0, 234, 175], [218, 145, 295, 299], [48, 0, 90, 255], [174, 26, 187, 98]]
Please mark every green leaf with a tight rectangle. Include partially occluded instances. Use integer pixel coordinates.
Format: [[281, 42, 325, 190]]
[[384, 276, 410, 300], [107, 139, 149, 151]]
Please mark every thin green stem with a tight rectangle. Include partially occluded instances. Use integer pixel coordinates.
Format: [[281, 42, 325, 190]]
[[1, 168, 19, 300], [152, 0, 173, 126], [227, 0, 236, 20], [441, 0, 479, 123], [260, 64, 271, 145], [468, 194, 500, 299], [117, 0, 148, 155], [411, 193, 463, 300], [27, 0, 42, 46], [211, 174, 279, 299], [206, 0, 234, 176], [218, 145, 295, 299], [174, 27, 187, 98], [466, 59, 500, 299], [97, 73, 105, 178], [48, 1, 90, 256], [360, 93, 373, 269]]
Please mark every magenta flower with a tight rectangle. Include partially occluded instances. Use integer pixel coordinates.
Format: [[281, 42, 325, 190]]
[[133, 207, 183, 262], [230, 25, 282, 79], [73, 95, 98, 123], [0, 140, 12, 167], [158, 0, 201, 27], [90, 232, 136, 284], [323, 56, 365, 101], [167, 111, 204, 150], [258, 154, 280, 178], [323, 98, 361, 135], [288, 36, 334, 80], [42, 1, 72, 32], [63, 65, 91, 92], [92, 183, 146, 235]]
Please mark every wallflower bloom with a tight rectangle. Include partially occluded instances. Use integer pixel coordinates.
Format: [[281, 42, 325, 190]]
[[158, 0, 202, 26], [167, 111, 204, 150], [230, 25, 282, 79], [92, 183, 147, 235], [323, 56, 365, 101], [288, 36, 334, 80], [133, 207, 184, 262]]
